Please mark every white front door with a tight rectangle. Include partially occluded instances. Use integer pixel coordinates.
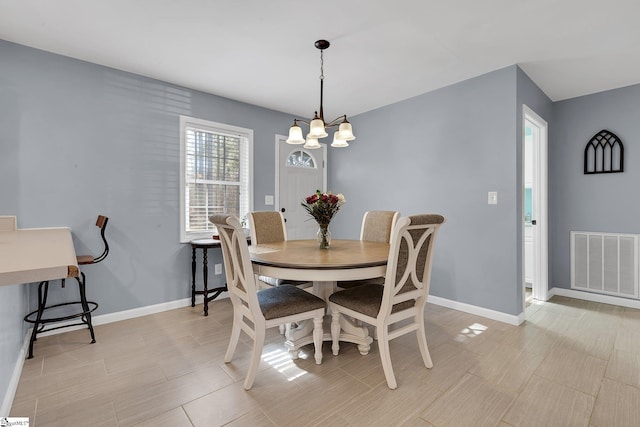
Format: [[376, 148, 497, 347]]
[[276, 135, 327, 239]]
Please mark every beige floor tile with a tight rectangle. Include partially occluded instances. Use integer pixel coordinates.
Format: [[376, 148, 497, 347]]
[[535, 344, 607, 396], [575, 309, 622, 335], [560, 324, 616, 360], [8, 398, 36, 420], [320, 377, 427, 426], [621, 307, 640, 332], [261, 369, 370, 426], [470, 341, 544, 393], [615, 327, 640, 353], [502, 375, 595, 427], [538, 297, 587, 318], [605, 349, 640, 388], [131, 407, 193, 427], [525, 309, 579, 336], [591, 378, 640, 427], [13, 360, 107, 406], [114, 369, 227, 427], [224, 408, 276, 427], [17, 356, 44, 380], [401, 418, 435, 427], [183, 381, 262, 427], [500, 323, 560, 358], [421, 373, 515, 426], [35, 398, 118, 427]]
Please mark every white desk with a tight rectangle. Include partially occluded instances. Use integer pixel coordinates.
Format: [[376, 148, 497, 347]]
[[0, 222, 79, 286]]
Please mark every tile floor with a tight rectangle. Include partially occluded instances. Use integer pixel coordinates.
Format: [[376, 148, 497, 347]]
[[10, 295, 640, 426]]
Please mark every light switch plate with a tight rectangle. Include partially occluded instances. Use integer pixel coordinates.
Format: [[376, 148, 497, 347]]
[[265, 195, 274, 205], [215, 264, 222, 275], [488, 191, 498, 205]]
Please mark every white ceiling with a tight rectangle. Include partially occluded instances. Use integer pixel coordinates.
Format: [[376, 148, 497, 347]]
[[1, 0, 639, 119]]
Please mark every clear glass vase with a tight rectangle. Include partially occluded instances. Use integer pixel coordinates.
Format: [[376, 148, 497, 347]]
[[317, 224, 331, 249]]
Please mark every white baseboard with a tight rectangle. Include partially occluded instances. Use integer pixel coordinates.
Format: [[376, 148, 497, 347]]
[[427, 295, 524, 326], [551, 287, 640, 309], [1, 330, 30, 417]]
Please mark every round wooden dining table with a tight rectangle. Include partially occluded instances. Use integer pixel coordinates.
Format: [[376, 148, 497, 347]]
[[249, 239, 389, 356]]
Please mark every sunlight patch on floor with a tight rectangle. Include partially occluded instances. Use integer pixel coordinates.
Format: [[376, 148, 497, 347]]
[[262, 348, 309, 381], [454, 322, 487, 342]]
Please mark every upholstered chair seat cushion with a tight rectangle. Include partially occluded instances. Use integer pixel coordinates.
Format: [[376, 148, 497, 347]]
[[258, 284, 326, 320], [328, 284, 415, 318]]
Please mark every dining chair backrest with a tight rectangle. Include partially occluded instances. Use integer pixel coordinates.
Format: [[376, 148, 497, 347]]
[[379, 214, 445, 319], [249, 211, 287, 245], [360, 211, 400, 243], [210, 214, 262, 321]]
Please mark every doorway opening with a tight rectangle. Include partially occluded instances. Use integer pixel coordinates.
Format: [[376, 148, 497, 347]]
[[523, 105, 549, 317]]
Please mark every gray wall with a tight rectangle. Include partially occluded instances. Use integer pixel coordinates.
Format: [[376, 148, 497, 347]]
[[550, 83, 640, 289], [0, 39, 292, 407], [329, 66, 524, 315]]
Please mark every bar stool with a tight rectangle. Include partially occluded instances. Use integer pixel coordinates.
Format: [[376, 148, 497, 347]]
[[25, 215, 109, 358]]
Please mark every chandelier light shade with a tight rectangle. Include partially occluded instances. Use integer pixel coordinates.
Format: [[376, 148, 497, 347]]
[[286, 39, 356, 149]]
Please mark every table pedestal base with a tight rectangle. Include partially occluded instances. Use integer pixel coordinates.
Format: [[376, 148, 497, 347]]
[[283, 281, 373, 357]]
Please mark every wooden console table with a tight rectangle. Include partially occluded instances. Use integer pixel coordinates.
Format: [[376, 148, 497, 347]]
[[190, 238, 227, 316]]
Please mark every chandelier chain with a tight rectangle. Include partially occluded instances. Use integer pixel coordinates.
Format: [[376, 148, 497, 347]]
[[320, 50, 324, 81]]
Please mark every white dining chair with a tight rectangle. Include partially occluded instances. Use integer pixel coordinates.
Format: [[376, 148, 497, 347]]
[[209, 214, 326, 390], [249, 211, 312, 289], [328, 214, 445, 389], [337, 210, 400, 289]]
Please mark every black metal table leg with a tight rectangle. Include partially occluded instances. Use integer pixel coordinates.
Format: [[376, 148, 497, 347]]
[[27, 281, 49, 359], [191, 246, 197, 307]]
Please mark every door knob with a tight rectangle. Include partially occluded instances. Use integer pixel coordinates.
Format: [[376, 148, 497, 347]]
[[281, 208, 286, 213]]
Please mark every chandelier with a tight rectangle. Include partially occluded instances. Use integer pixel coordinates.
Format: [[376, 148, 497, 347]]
[[286, 39, 356, 149]]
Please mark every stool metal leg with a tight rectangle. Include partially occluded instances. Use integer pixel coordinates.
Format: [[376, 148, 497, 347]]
[[76, 272, 96, 343], [28, 281, 50, 359]]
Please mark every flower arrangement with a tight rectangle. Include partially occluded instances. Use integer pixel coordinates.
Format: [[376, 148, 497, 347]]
[[301, 190, 345, 248], [301, 190, 346, 226]]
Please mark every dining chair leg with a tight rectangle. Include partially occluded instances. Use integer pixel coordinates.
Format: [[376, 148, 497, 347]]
[[312, 316, 323, 364], [331, 311, 341, 356], [377, 323, 397, 390], [224, 311, 242, 363], [244, 329, 265, 390], [416, 312, 433, 368]]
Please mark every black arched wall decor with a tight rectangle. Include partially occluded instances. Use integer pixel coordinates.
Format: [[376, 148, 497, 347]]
[[584, 130, 624, 174]]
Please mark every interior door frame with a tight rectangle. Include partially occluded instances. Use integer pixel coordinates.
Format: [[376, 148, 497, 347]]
[[522, 105, 549, 305], [274, 133, 327, 212]]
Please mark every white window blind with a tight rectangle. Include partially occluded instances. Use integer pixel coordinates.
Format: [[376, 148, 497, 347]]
[[180, 116, 252, 242]]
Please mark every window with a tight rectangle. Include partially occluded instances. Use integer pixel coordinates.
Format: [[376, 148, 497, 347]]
[[287, 149, 316, 168], [180, 116, 253, 242]]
